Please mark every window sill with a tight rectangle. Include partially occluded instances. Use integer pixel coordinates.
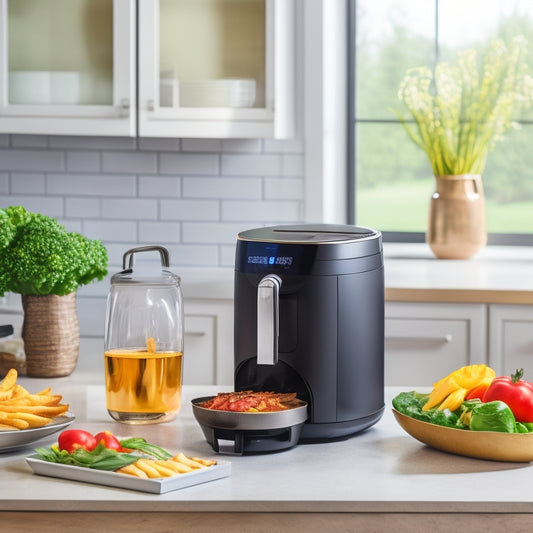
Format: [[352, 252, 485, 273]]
[[384, 243, 533, 304]]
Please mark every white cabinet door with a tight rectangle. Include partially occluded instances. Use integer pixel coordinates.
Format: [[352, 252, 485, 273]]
[[489, 304, 533, 377], [385, 302, 487, 386], [0, 0, 136, 136], [138, 0, 295, 138], [183, 299, 234, 386]]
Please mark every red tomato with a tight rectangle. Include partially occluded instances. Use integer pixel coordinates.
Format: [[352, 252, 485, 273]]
[[483, 368, 533, 423], [58, 429, 97, 453], [465, 383, 490, 401], [94, 430, 123, 451]]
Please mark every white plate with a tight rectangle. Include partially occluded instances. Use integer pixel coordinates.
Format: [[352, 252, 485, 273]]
[[26, 455, 231, 494], [0, 414, 75, 453]]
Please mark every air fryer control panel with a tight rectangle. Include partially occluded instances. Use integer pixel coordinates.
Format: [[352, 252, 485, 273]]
[[237, 241, 317, 275]]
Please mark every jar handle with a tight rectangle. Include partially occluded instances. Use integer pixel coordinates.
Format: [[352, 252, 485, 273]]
[[122, 245, 170, 269]]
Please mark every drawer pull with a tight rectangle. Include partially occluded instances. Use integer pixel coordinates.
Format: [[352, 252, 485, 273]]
[[185, 331, 207, 337], [386, 334, 453, 344]]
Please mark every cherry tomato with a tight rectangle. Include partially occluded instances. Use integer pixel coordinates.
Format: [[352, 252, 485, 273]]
[[94, 430, 123, 451], [58, 429, 97, 453], [483, 368, 533, 423]]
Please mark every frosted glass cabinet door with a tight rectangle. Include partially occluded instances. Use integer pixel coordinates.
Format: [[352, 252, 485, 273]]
[[0, 0, 136, 136], [138, 0, 295, 139]]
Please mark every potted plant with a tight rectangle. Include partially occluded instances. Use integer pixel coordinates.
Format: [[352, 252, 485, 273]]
[[0, 206, 108, 377], [395, 35, 533, 259]]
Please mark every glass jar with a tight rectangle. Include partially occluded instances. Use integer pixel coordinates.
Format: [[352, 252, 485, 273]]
[[104, 246, 184, 424]]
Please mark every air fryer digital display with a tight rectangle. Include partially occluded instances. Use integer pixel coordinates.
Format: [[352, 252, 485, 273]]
[[238, 242, 317, 274]]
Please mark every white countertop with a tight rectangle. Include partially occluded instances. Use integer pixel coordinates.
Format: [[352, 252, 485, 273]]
[[2, 372, 533, 518]]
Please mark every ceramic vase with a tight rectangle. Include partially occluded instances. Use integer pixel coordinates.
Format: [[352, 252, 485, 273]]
[[427, 174, 487, 260]]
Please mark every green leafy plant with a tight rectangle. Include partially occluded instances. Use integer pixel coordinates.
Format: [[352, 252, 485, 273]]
[[0, 206, 108, 296], [394, 35, 533, 176]]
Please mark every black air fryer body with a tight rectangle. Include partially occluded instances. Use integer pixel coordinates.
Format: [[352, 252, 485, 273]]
[[234, 224, 385, 440]]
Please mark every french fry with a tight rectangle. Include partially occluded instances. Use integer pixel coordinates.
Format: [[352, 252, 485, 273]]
[[135, 459, 163, 478], [0, 368, 17, 392], [117, 454, 218, 479], [191, 456, 217, 467], [173, 452, 207, 469], [0, 413, 29, 429], [116, 464, 149, 479], [161, 459, 193, 474], [0, 368, 69, 431]]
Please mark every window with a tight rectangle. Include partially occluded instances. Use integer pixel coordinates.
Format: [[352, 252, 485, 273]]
[[349, 0, 533, 244]]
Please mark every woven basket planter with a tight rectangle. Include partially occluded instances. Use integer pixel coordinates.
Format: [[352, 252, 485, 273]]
[[21, 292, 80, 377]]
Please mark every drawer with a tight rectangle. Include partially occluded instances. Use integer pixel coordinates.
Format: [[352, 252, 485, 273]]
[[385, 302, 487, 387]]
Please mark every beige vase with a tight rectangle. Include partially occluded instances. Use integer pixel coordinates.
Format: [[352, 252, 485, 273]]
[[427, 174, 487, 260], [21, 292, 80, 377]]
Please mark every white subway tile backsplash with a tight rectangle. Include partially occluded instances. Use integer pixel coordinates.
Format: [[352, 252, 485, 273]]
[[49, 136, 137, 151], [181, 139, 222, 152], [282, 154, 304, 176], [264, 138, 304, 153], [102, 198, 158, 219], [47, 174, 137, 196], [0, 195, 63, 217], [164, 244, 219, 266], [139, 175, 180, 197], [0, 149, 64, 172], [139, 137, 181, 151], [83, 220, 137, 242], [220, 244, 237, 266], [222, 200, 300, 222], [103, 151, 157, 174], [66, 198, 101, 218], [10, 173, 46, 194], [183, 176, 261, 199], [221, 139, 262, 153], [221, 153, 281, 176], [0, 134, 304, 272], [66, 151, 101, 172], [183, 222, 250, 244], [161, 199, 219, 221], [265, 177, 303, 200], [139, 221, 180, 242], [160, 153, 219, 175]]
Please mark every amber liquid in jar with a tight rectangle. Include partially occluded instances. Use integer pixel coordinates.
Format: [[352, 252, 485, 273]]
[[105, 349, 182, 424]]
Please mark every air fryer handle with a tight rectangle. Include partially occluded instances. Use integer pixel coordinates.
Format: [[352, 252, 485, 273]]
[[257, 274, 282, 365]]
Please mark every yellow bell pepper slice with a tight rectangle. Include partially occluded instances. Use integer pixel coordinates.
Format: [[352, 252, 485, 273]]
[[422, 364, 496, 412]]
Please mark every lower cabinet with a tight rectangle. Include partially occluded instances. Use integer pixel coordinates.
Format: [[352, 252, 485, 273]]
[[385, 302, 487, 386], [183, 299, 234, 386], [489, 304, 533, 377]]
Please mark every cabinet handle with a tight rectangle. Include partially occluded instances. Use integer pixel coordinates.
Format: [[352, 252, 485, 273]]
[[386, 334, 453, 344], [118, 98, 130, 117], [185, 331, 207, 337]]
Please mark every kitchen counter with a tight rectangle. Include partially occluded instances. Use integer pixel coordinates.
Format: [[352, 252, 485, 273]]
[[2, 372, 533, 532], [384, 243, 533, 304]]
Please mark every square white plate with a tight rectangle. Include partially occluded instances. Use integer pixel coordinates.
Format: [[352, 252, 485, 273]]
[[26, 455, 231, 494]]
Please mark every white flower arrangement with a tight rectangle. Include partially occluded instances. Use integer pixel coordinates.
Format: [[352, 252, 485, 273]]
[[395, 35, 533, 176]]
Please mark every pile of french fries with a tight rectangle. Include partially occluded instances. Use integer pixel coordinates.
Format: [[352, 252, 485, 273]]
[[117, 452, 217, 479], [0, 368, 69, 431]]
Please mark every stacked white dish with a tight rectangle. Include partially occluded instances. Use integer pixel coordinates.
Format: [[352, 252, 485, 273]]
[[179, 78, 256, 108]]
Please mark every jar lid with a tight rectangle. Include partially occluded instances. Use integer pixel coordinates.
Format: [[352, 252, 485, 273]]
[[110, 246, 181, 286]]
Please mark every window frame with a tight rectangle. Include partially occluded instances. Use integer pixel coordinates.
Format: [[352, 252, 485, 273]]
[[347, 0, 533, 246]]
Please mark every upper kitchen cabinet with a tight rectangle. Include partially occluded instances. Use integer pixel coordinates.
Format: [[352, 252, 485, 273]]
[[138, 0, 295, 139], [0, 0, 136, 136]]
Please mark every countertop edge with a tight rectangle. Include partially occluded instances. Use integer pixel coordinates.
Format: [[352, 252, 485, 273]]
[[3, 499, 533, 513]]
